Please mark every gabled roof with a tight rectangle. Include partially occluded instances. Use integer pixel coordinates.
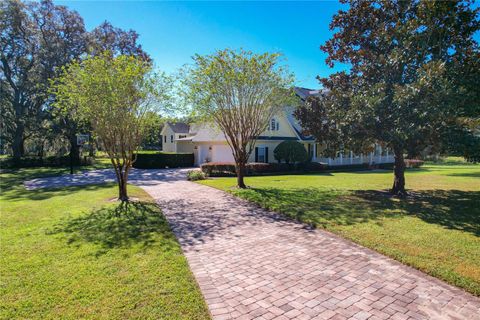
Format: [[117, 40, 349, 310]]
[[171, 87, 321, 142], [284, 107, 316, 141], [294, 87, 321, 100], [289, 87, 321, 141], [191, 126, 227, 142], [166, 122, 190, 134]]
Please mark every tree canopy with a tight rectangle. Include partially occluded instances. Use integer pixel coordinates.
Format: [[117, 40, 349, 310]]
[[182, 49, 294, 188], [1, 0, 149, 161], [296, 0, 480, 196], [51, 53, 171, 201]]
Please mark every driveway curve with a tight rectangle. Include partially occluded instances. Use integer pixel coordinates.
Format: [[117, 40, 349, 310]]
[[25, 168, 480, 319]]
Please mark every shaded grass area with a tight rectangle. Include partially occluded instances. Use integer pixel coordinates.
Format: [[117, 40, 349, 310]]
[[1, 168, 210, 319], [199, 162, 480, 296], [49, 201, 178, 255]]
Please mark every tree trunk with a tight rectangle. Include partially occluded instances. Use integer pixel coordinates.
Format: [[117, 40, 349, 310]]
[[111, 159, 129, 203], [118, 165, 129, 202], [89, 142, 94, 157], [236, 162, 247, 189], [391, 147, 407, 197], [68, 133, 80, 165], [38, 139, 45, 159], [118, 178, 129, 202], [12, 122, 25, 162]]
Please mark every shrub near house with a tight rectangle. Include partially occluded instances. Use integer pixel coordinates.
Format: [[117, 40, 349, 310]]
[[274, 141, 308, 164], [187, 170, 206, 181]]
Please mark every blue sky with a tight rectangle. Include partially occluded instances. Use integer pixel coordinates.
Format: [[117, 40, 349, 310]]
[[57, 1, 479, 89], [56, 1, 348, 89]]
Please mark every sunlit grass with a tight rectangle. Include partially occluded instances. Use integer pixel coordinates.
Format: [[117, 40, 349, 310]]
[[1, 168, 210, 319]]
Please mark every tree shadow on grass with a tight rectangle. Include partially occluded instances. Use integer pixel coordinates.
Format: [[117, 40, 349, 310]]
[[2, 183, 115, 202], [446, 171, 480, 178], [1, 167, 114, 202], [239, 188, 480, 236], [355, 189, 480, 235], [49, 201, 178, 255]]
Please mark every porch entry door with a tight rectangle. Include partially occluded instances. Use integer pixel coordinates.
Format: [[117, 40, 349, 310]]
[[198, 145, 209, 165], [254, 146, 269, 163]]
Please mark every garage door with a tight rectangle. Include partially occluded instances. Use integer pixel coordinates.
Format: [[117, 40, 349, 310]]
[[212, 145, 235, 162]]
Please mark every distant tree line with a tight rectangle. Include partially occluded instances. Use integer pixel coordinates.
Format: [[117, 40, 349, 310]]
[[0, 0, 160, 163], [1, 0, 478, 199]]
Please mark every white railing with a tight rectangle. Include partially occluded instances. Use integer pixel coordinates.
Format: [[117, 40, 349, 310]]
[[314, 153, 394, 166]]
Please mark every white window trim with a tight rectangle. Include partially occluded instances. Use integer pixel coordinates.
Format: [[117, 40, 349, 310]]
[[270, 118, 279, 131]]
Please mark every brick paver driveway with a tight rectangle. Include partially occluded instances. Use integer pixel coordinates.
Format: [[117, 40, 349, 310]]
[[139, 169, 480, 320]]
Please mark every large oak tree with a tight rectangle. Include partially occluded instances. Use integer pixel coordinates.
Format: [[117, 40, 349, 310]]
[[1, 0, 149, 162], [1, 0, 86, 160], [296, 0, 480, 196]]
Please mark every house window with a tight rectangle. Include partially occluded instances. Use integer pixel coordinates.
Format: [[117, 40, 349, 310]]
[[257, 147, 267, 162], [270, 118, 279, 131], [170, 135, 173, 143], [307, 144, 313, 157], [179, 135, 187, 139], [164, 135, 166, 143]]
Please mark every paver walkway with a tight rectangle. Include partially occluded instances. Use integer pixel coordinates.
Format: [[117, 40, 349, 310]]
[[26, 169, 480, 319]]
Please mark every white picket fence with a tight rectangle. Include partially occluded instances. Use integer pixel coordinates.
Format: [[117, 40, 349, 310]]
[[314, 153, 394, 166]]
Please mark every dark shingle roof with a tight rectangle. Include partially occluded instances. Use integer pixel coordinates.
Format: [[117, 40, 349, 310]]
[[294, 87, 325, 100], [288, 87, 325, 141], [167, 122, 190, 133], [285, 108, 316, 141]]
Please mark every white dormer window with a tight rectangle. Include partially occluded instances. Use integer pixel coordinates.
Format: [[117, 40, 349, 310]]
[[270, 118, 279, 131]]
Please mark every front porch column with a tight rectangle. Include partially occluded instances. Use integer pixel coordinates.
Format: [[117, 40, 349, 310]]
[[313, 143, 317, 161]]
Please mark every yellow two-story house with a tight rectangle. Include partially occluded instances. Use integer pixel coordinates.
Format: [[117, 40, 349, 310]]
[[161, 87, 394, 167]]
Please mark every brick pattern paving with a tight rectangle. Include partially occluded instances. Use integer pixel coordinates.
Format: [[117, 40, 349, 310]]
[[140, 172, 480, 320]]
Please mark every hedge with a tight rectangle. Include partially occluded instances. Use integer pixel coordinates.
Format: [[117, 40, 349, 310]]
[[0, 155, 93, 168], [200, 162, 235, 176], [133, 152, 194, 169], [199, 161, 405, 177], [324, 162, 394, 172], [200, 162, 327, 177]]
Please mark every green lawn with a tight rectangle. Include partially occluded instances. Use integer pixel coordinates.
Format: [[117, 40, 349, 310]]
[[1, 167, 210, 319], [199, 158, 480, 296]]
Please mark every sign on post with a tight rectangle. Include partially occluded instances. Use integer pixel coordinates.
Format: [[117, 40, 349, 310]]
[[76, 134, 89, 146]]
